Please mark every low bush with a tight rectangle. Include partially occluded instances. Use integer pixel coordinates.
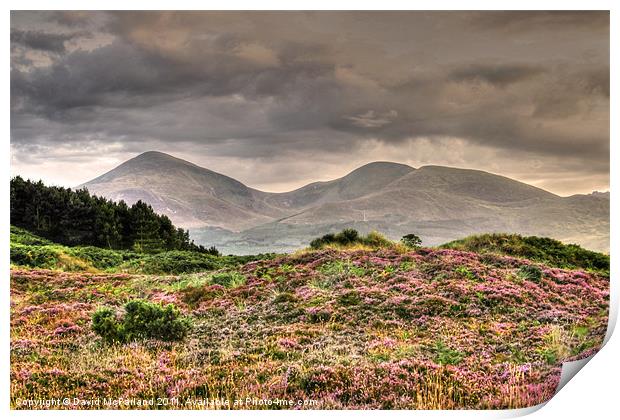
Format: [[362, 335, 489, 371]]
[[310, 229, 394, 250], [120, 252, 275, 275], [209, 271, 246, 288], [431, 340, 464, 365], [119, 251, 223, 274], [91, 308, 125, 343], [92, 300, 191, 343], [401, 233, 422, 248], [10, 244, 95, 271], [364, 231, 394, 248], [67, 246, 132, 270], [10, 244, 60, 269], [518, 265, 543, 282]]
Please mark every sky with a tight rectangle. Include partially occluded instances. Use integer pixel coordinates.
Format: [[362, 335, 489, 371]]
[[10, 11, 609, 196]]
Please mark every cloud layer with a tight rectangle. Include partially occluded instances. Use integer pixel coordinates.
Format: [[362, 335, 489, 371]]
[[10, 11, 609, 195]]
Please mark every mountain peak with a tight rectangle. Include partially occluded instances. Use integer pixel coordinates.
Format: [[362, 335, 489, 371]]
[[129, 150, 194, 166], [82, 151, 199, 186], [351, 161, 415, 172], [134, 150, 177, 160], [81, 151, 274, 230], [267, 160, 415, 207]]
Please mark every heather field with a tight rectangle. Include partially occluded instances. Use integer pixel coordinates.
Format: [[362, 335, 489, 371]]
[[10, 244, 609, 409]]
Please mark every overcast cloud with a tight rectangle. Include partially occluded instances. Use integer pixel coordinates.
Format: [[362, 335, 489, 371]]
[[10, 11, 609, 195]]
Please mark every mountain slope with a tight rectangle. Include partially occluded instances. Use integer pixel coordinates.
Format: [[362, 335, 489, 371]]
[[247, 165, 608, 252], [279, 165, 558, 225], [81, 151, 286, 230], [81, 151, 609, 253]]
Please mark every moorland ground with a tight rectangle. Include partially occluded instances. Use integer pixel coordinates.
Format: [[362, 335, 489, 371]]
[[10, 228, 610, 409]]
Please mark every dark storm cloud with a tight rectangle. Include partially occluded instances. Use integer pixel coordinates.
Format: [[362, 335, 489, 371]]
[[11, 34, 338, 122], [468, 10, 610, 32], [449, 64, 545, 87], [10, 28, 85, 53], [10, 11, 609, 195], [11, 41, 195, 113], [49, 11, 100, 28], [575, 67, 610, 98]]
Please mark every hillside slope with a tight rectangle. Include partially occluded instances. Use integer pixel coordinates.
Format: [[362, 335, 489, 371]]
[[440, 233, 609, 274], [10, 247, 609, 409], [264, 161, 414, 209]]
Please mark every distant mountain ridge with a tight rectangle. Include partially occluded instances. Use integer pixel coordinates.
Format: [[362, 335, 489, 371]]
[[81, 151, 609, 253]]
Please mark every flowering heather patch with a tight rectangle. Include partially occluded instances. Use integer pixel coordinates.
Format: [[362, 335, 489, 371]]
[[10, 248, 609, 409]]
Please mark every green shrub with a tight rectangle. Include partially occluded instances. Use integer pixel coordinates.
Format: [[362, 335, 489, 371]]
[[10, 244, 60, 269], [310, 229, 394, 249], [91, 308, 125, 343], [120, 251, 222, 274], [337, 228, 359, 244], [220, 253, 278, 266], [10, 225, 277, 274], [92, 300, 191, 343], [401, 233, 422, 248], [431, 340, 464, 365], [210, 271, 246, 288], [123, 300, 191, 341], [67, 246, 129, 270], [363, 231, 393, 248], [310, 234, 335, 249], [518, 265, 543, 282], [10, 243, 97, 271]]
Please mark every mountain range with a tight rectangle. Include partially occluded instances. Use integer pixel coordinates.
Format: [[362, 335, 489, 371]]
[[81, 151, 609, 254]]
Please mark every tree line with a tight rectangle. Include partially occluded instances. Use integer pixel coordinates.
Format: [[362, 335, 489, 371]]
[[10, 176, 217, 254]]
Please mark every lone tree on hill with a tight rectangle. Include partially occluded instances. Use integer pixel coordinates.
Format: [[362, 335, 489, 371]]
[[401, 233, 422, 248]]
